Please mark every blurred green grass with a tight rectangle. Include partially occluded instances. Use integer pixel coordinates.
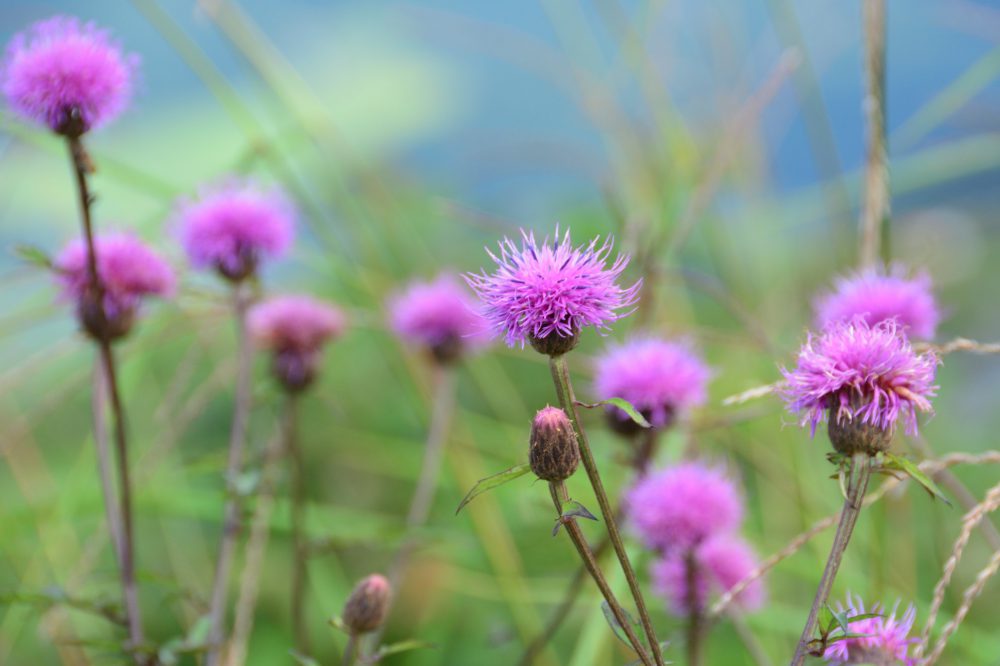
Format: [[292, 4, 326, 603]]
[[1, 2, 1000, 665]]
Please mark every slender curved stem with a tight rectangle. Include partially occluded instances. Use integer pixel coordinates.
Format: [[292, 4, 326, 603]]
[[67, 135, 147, 662], [341, 634, 358, 666], [549, 482, 653, 666], [685, 550, 703, 666], [547, 355, 666, 666], [519, 429, 661, 664], [206, 286, 254, 666], [368, 364, 456, 650], [287, 394, 310, 653], [790, 453, 872, 665]]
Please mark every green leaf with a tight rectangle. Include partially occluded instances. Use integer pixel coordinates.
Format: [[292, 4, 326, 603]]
[[819, 605, 835, 633], [13, 244, 53, 270], [455, 463, 531, 514], [576, 398, 651, 428], [552, 500, 599, 536], [328, 615, 349, 634], [183, 615, 212, 649], [600, 601, 641, 649], [882, 453, 952, 505], [367, 639, 434, 662]]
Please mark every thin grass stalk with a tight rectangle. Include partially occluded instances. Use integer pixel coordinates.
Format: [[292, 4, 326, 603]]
[[923, 548, 1000, 665], [790, 453, 872, 666], [859, 0, 889, 267], [67, 135, 147, 661], [286, 394, 310, 653], [206, 286, 254, 666], [91, 363, 124, 568], [547, 354, 665, 666], [549, 482, 653, 666]]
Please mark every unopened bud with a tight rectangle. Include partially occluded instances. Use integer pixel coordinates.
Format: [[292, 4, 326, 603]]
[[529, 330, 579, 357], [342, 574, 391, 635], [529, 406, 580, 482]]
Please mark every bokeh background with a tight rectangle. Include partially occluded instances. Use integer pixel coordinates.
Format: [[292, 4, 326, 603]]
[[1, 1, 999, 664]]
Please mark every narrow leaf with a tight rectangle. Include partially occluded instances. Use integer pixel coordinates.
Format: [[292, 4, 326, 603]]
[[289, 651, 321, 666], [13, 244, 53, 270], [367, 639, 434, 662], [562, 500, 598, 523], [601, 601, 634, 648], [455, 463, 531, 514], [884, 453, 951, 505], [574, 398, 651, 429]]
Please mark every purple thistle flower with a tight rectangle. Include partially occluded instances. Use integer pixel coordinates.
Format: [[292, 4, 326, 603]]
[[823, 594, 917, 666], [388, 274, 490, 363], [651, 534, 765, 615], [624, 461, 743, 551], [815, 265, 939, 340], [594, 337, 710, 429], [466, 228, 640, 352], [55, 232, 175, 339], [248, 294, 346, 393], [2, 16, 137, 135], [779, 318, 938, 439], [173, 179, 295, 282]]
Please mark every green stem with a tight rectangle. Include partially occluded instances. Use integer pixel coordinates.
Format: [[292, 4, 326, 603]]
[[287, 393, 309, 654], [547, 355, 665, 666], [341, 634, 358, 666], [549, 482, 653, 666], [790, 453, 872, 665]]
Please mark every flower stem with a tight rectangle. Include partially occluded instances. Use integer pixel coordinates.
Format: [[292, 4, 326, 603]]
[[67, 135, 147, 663], [790, 453, 872, 665], [549, 481, 653, 666], [341, 634, 358, 666], [286, 392, 310, 654], [547, 354, 666, 666], [685, 550, 704, 666], [371, 364, 456, 649], [519, 431, 660, 665], [206, 285, 254, 666]]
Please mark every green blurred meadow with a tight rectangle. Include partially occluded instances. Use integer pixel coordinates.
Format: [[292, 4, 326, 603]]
[[1, 1, 999, 664]]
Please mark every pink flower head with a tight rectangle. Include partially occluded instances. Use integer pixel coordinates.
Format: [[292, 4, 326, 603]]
[[625, 462, 743, 551], [248, 295, 346, 393], [779, 318, 938, 438], [2, 16, 137, 135], [594, 338, 710, 428], [248, 295, 345, 353], [651, 534, 764, 615], [389, 274, 489, 362], [466, 228, 640, 350], [823, 594, 917, 666], [55, 232, 174, 339], [815, 265, 939, 340], [174, 179, 295, 281]]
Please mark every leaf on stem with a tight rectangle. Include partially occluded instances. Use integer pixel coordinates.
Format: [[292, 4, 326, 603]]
[[290, 651, 321, 666], [363, 639, 434, 663], [552, 499, 598, 536], [600, 600, 641, 649], [455, 463, 531, 514], [574, 398, 652, 429], [880, 453, 951, 505], [13, 244, 53, 270]]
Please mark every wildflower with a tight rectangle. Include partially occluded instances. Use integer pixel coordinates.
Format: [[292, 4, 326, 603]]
[[780, 318, 938, 454], [174, 179, 294, 282], [651, 534, 764, 615], [55, 232, 174, 340], [248, 295, 345, 392], [594, 337, 710, 434], [815, 265, 939, 340], [2, 16, 137, 136], [625, 462, 743, 551], [529, 406, 580, 482], [342, 574, 392, 635], [466, 228, 640, 356], [389, 274, 489, 364], [823, 594, 917, 666]]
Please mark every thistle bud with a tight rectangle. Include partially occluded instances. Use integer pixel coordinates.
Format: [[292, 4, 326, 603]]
[[342, 574, 391, 635], [827, 411, 892, 456], [529, 330, 579, 357], [529, 406, 580, 482], [271, 349, 318, 394], [78, 291, 135, 342]]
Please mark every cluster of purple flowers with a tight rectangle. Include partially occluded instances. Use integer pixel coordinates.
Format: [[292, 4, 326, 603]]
[[782, 266, 940, 447], [625, 462, 764, 615]]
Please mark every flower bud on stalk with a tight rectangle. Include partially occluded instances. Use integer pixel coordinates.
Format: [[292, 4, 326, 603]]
[[342, 574, 392, 636], [529, 406, 580, 482]]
